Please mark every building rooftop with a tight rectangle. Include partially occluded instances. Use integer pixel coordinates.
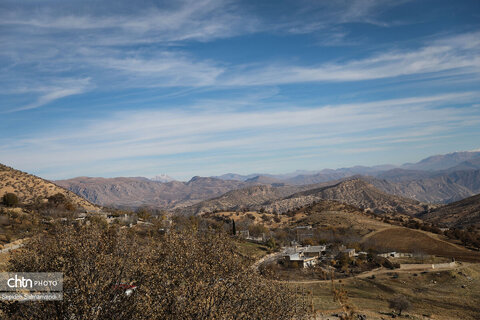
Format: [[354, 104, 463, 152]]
[[304, 245, 326, 253]]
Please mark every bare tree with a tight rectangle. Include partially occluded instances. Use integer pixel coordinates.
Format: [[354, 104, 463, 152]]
[[389, 294, 411, 316], [0, 222, 308, 320]]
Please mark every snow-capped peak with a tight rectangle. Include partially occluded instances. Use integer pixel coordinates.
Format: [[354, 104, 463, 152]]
[[150, 174, 175, 183]]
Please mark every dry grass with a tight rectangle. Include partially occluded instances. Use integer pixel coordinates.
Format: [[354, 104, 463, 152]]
[[297, 263, 480, 319], [0, 164, 97, 211], [203, 211, 294, 228], [234, 240, 270, 261], [362, 227, 480, 262]]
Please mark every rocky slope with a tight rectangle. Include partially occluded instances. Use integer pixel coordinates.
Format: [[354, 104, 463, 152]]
[[179, 184, 304, 215], [265, 179, 428, 215], [56, 176, 260, 209], [0, 164, 97, 211], [181, 178, 429, 216], [367, 169, 480, 203], [419, 194, 480, 228]]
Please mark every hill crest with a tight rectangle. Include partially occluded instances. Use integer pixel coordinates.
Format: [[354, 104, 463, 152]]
[[0, 164, 97, 211]]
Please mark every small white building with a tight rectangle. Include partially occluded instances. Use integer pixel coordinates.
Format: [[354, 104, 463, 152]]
[[303, 245, 327, 257], [282, 245, 326, 268], [283, 253, 317, 268], [378, 252, 413, 258], [341, 248, 356, 258]]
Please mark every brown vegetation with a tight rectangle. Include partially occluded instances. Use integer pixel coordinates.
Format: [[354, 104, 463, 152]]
[[0, 222, 308, 319], [0, 164, 97, 211]]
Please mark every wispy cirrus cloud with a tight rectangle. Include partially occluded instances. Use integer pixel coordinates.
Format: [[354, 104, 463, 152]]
[[2, 92, 479, 178], [2, 78, 92, 113], [1, 0, 479, 180], [0, 0, 251, 110], [2, 0, 478, 113], [224, 32, 480, 85], [0, 0, 256, 43], [283, 0, 410, 34]]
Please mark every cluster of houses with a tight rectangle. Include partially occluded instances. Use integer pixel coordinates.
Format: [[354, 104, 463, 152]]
[[281, 243, 371, 269], [281, 245, 422, 269], [283, 244, 327, 268]]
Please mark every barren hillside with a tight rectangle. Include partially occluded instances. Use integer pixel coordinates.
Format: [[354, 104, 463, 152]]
[[267, 179, 428, 215], [180, 184, 304, 215], [419, 194, 480, 228], [182, 178, 429, 216], [366, 169, 480, 203], [0, 164, 97, 211], [56, 176, 261, 209]]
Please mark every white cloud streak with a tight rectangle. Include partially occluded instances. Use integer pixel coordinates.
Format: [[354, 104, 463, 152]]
[[1, 92, 479, 178], [224, 32, 480, 85], [1, 0, 479, 112]]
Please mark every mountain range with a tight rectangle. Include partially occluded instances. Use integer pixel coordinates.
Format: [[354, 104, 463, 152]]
[[55, 176, 256, 209], [1, 149, 479, 228], [54, 150, 480, 212], [182, 178, 429, 216]]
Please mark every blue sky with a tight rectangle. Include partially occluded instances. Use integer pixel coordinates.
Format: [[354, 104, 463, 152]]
[[1, 0, 480, 180]]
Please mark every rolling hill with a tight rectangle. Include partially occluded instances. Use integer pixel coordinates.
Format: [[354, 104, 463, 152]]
[[265, 179, 428, 215], [179, 184, 304, 215], [181, 178, 429, 216], [362, 227, 480, 262], [419, 194, 480, 228], [0, 164, 97, 211]]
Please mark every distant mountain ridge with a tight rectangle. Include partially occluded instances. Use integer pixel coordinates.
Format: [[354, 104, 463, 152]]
[[213, 151, 480, 185], [55, 149, 480, 211], [55, 176, 263, 210], [401, 151, 480, 171], [182, 178, 428, 216]]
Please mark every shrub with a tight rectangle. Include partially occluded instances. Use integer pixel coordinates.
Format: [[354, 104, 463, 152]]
[[2, 193, 19, 207], [47, 193, 67, 205], [389, 294, 411, 315]]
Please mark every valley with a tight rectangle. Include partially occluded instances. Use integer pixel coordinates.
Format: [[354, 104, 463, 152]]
[[1, 150, 480, 319]]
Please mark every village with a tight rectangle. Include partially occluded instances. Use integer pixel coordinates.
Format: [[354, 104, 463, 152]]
[[30, 202, 461, 285], [235, 224, 458, 282]]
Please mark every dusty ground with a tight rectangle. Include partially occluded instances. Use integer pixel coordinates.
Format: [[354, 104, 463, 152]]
[[294, 263, 480, 319]]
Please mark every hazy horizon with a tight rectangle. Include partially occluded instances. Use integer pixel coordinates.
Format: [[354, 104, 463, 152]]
[[47, 148, 479, 181]]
